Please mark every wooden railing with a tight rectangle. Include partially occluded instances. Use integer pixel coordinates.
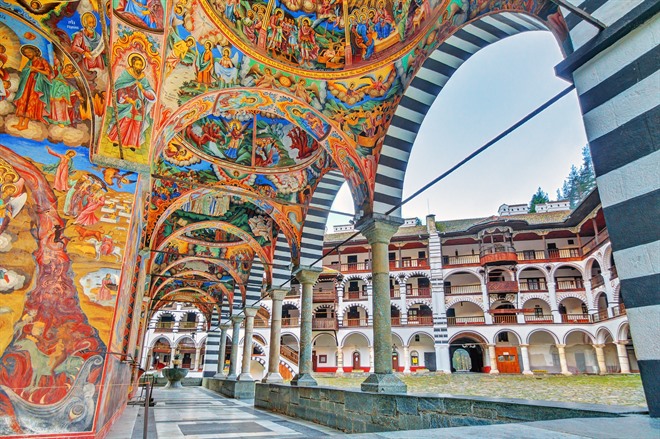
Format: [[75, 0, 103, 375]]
[[179, 321, 197, 329], [447, 316, 485, 326], [581, 229, 609, 255], [406, 315, 433, 326], [254, 319, 269, 328], [516, 250, 546, 261], [312, 318, 337, 330], [612, 303, 626, 317], [593, 309, 610, 322], [561, 313, 591, 323], [313, 290, 336, 302], [345, 291, 367, 301], [282, 317, 299, 327], [389, 258, 430, 269], [555, 278, 584, 290], [407, 287, 431, 298], [343, 318, 369, 327], [492, 314, 517, 324], [548, 248, 581, 259], [390, 289, 400, 298], [524, 314, 553, 323], [155, 321, 174, 329], [338, 262, 370, 272], [519, 280, 548, 291], [486, 281, 519, 293], [590, 274, 605, 288], [280, 345, 298, 363], [391, 316, 402, 326], [443, 254, 480, 265], [445, 284, 481, 295]]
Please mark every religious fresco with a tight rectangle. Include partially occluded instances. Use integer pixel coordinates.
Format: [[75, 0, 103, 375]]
[[0, 137, 136, 435]]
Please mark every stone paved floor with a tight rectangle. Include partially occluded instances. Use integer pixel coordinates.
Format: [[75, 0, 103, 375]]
[[315, 374, 647, 407]]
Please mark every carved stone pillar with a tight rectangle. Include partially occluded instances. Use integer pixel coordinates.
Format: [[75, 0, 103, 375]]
[[556, 344, 571, 375], [263, 289, 287, 383], [238, 307, 259, 381], [291, 267, 322, 387], [488, 344, 499, 374], [227, 315, 244, 379], [520, 344, 533, 375], [215, 323, 230, 377]]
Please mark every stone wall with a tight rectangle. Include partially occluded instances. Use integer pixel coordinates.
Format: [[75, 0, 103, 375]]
[[255, 383, 637, 433], [204, 377, 255, 399]]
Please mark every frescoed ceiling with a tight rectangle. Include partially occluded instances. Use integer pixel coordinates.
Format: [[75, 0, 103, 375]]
[[0, 0, 567, 319]]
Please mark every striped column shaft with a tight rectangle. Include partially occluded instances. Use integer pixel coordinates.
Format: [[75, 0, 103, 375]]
[[563, 3, 659, 416], [272, 233, 293, 289], [245, 259, 265, 306], [202, 308, 220, 377], [373, 13, 546, 215], [427, 220, 448, 346], [300, 170, 345, 267]]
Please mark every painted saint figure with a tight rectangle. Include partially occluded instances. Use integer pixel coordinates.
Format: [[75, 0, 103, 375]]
[[116, 0, 163, 29], [12, 45, 52, 131], [45, 147, 76, 192], [298, 18, 318, 67], [196, 42, 214, 89], [97, 273, 113, 302], [107, 53, 156, 151], [71, 13, 105, 71], [214, 48, 237, 85], [222, 119, 248, 160], [49, 64, 80, 127]]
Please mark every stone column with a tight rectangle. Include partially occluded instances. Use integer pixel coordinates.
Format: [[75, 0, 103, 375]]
[[556, 344, 571, 375], [584, 280, 596, 312], [616, 342, 631, 374], [520, 344, 533, 375], [487, 344, 499, 374], [193, 347, 201, 370], [291, 267, 322, 387], [215, 323, 230, 377], [263, 289, 287, 383], [369, 347, 374, 373], [336, 284, 344, 326], [593, 344, 607, 375], [336, 345, 344, 376], [355, 214, 407, 393], [227, 315, 244, 379], [170, 347, 176, 367], [436, 344, 451, 374], [548, 282, 561, 323], [481, 280, 493, 324], [403, 345, 411, 374], [238, 307, 259, 381]]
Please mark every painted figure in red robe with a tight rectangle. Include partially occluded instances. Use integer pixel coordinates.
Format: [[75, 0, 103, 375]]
[[12, 45, 52, 131]]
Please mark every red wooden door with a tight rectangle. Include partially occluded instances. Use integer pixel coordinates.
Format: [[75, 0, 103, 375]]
[[495, 347, 520, 374], [392, 353, 399, 371], [352, 351, 361, 370]]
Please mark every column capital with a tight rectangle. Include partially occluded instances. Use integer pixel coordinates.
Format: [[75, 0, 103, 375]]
[[293, 265, 322, 284], [220, 322, 231, 331], [267, 288, 288, 301], [520, 344, 530, 348], [556, 343, 566, 348], [243, 306, 260, 318], [231, 314, 245, 324], [354, 214, 404, 245], [592, 343, 605, 349]]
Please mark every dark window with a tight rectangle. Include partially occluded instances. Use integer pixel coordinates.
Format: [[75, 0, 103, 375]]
[[418, 278, 430, 288], [418, 251, 426, 258], [568, 239, 574, 245], [498, 332, 509, 343], [347, 255, 357, 263]]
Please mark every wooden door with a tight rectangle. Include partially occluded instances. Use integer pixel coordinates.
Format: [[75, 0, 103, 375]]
[[312, 351, 317, 371], [392, 353, 399, 371], [495, 347, 520, 374], [182, 353, 192, 368], [352, 351, 361, 370]]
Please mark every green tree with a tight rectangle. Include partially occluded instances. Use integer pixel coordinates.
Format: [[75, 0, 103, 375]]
[[557, 146, 596, 208], [529, 187, 549, 213]]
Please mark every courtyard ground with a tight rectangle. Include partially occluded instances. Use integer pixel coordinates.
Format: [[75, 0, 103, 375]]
[[314, 373, 646, 408]]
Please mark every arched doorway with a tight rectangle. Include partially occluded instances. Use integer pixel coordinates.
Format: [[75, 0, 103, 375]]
[[449, 335, 486, 373]]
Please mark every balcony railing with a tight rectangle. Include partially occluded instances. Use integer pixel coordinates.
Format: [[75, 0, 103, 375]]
[[390, 289, 400, 299], [406, 315, 433, 326], [581, 229, 609, 255], [555, 278, 584, 290], [492, 314, 517, 324], [447, 316, 485, 326], [338, 262, 370, 273], [548, 248, 581, 259], [524, 314, 553, 323], [391, 316, 402, 326], [254, 319, 269, 328], [445, 284, 481, 294], [343, 318, 369, 327], [312, 317, 338, 330], [612, 303, 626, 317], [179, 322, 197, 330], [590, 274, 605, 288], [345, 290, 367, 301], [389, 258, 430, 270], [282, 317, 299, 327], [155, 322, 175, 330], [516, 250, 546, 261], [313, 290, 336, 302], [519, 280, 548, 291], [561, 313, 591, 323], [280, 345, 298, 364], [407, 287, 431, 298], [443, 254, 480, 265], [592, 309, 610, 322], [487, 281, 519, 293]]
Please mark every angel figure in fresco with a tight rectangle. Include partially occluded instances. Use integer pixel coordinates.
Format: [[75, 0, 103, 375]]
[[291, 108, 326, 140], [71, 12, 105, 72], [107, 53, 156, 151], [214, 47, 239, 86], [255, 67, 278, 88], [12, 45, 52, 131], [45, 147, 76, 192], [222, 119, 248, 160], [196, 41, 215, 90]]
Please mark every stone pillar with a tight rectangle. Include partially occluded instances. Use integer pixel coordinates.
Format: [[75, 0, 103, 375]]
[[556, 344, 571, 375], [593, 344, 607, 375], [548, 282, 561, 323], [403, 345, 411, 374], [238, 307, 259, 381], [520, 344, 533, 375], [215, 323, 230, 377], [369, 347, 374, 373], [193, 347, 201, 370], [336, 345, 344, 376], [291, 267, 322, 387], [616, 342, 631, 374], [170, 347, 176, 367], [436, 344, 451, 374], [487, 344, 499, 374], [355, 214, 407, 393], [584, 280, 597, 312], [336, 284, 344, 326], [227, 315, 244, 379], [263, 289, 287, 383], [481, 281, 493, 324]]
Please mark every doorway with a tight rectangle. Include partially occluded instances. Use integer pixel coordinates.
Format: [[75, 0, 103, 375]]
[[495, 347, 520, 373], [392, 352, 399, 371], [352, 351, 361, 370]]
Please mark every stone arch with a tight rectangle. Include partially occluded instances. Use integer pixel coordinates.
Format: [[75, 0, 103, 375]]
[[312, 332, 338, 346], [446, 296, 485, 311], [584, 256, 604, 278], [550, 263, 585, 279], [406, 331, 434, 346], [402, 271, 432, 282], [595, 327, 614, 344], [391, 333, 405, 347], [407, 298, 432, 308], [492, 329, 522, 345], [563, 329, 595, 345], [196, 336, 208, 349], [443, 268, 482, 281], [253, 333, 268, 347], [390, 302, 403, 313], [518, 264, 550, 280], [617, 322, 630, 342], [340, 273, 370, 287], [150, 336, 172, 349], [175, 336, 196, 348], [313, 303, 335, 313], [339, 331, 371, 348], [282, 300, 300, 310], [449, 331, 488, 345], [522, 294, 552, 308], [340, 303, 369, 319], [527, 329, 559, 345], [613, 284, 621, 304], [281, 331, 300, 345], [259, 302, 272, 315], [557, 292, 588, 304]]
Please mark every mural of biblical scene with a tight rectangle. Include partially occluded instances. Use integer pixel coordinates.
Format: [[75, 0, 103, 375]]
[[0, 136, 136, 435], [113, 0, 165, 32], [96, 24, 160, 170]]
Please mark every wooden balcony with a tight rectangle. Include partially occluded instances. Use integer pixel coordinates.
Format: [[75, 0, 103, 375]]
[[555, 278, 584, 291], [337, 262, 370, 273], [389, 258, 430, 270], [581, 228, 609, 255], [612, 303, 626, 317], [343, 318, 369, 327], [442, 254, 480, 266], [492, 314, 517, 324], [312, 317, 337, 330], [446, 284, 481, 295], [254, 319, 269, 328], [548, 248, 581, 259], [447, 316, 485, 326], [391, 316, 402, 326], [282, 317, 299, 327], [280, 345, 298, 364], [390, 289, 400, 299], [407, 287, 431, 298], [486, 281, 519, 294], [480, 245, 518, 265], [560, 313, 591, 323], [519, 280, 548, 292], [344, 290, 367, 301], [155, 322, 175, 331], [406, 315, 433, 326], [516, 250, 546, 261], [524, 314, 553, 323], [590, 274, 605, 288], [313, 290, 336, 302], [516, 248, 582, 261]]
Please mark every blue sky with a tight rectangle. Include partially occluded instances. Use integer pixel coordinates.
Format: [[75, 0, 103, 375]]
[[328, 31, 588, 227]]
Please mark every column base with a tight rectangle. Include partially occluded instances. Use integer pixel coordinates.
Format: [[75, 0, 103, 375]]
[[489, 370, 500, 375], [262, 372, 283, 383], [290, 373, 318, 387], [360, 373, 407, 394], [522, 370, 534, 375], [238, 373, 254, 381], [561, 371, 573, 376], [212, 373, 226, 379], [335, 369, 344, 376]]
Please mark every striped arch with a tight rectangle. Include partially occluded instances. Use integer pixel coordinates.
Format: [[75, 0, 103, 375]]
[[373, 12, 549, 214], [522, 294, 553, 308], [407, 298, 432, 308], [518, 264, 551, 280], [299, 170, 346, 267], [402, 271, 432, 282], [390, 302, 403, 313], [446, 296, 486, 311], [243, 259, 265, 309], [282, 300, 300, 310], [271, 233, 292, 289], [313, 303, 335, 313], [340, 303, 369, 318], [557, 292, 588, 304], [550, 262, 585, 279], [149, 336, 171, 349], [340, 273, 370, 287]]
